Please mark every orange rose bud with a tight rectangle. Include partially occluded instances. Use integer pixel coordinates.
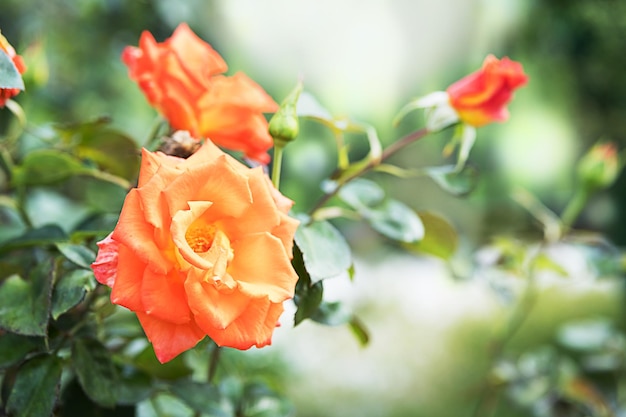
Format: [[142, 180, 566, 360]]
[[577, 142, 620, 190], [447, 55, 527, 127], [0, 31, 27, 107], [91, 141, 299, 363], [122, 23, 278, 164]]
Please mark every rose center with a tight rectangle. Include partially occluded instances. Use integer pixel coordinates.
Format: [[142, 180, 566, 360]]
[[185, 224, 217, 253]]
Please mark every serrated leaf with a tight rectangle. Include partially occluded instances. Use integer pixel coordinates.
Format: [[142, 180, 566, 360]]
[[12, 150, 89, 186], [6, 354, 62, 417], [294, 218, 352, 282], [292, 245, 324, 326], [170, 380, 233, 417], [403, 211, 458, 259], [0, 49, 24, 90], [338, 178, 385, 210], [426, 164, 480, 197], [311, 301, 352, 326], [0, 262, 53, 336], [366, 199, 424, 243], [55, 243, 96, 269], [72, 338, 118, 408], [0, 225, 67, 254], [0, 333, 43, 369], [51, 269, 96, 320]]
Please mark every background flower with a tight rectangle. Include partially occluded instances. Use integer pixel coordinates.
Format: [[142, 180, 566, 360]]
[[92, 141, 299, 363], [446, 54, 528, 127], [122, 23, 278, 163]]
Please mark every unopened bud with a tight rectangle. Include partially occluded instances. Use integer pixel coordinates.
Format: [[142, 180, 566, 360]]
[[577, 142, 620, 190], [269, 81, 303, 147]]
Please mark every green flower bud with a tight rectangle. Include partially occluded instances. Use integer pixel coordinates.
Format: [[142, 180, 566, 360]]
[[269, 81, 303, 147], [577, 142, 620, 191]]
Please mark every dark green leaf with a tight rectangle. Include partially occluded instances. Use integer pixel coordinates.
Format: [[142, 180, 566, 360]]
[[0, 333, 43, 369], [171, 380, 233, 417], [51, 269, 96, 320], [55, 242, 96, 269], [0, 261, 53, 336], [72, 338, 118, 407], [366, 199, 424, 243], [113, 368, 154, 406], [0, 225, 66, 254], [0, 49, 24, 90], [294, 218, 352, 282], [76, 129, 140, 181], [311, 301, 352, 326], [348, 316, 370, 347], [240, 382, 293, 417], [426, 164, 480, 197], [6, 354, 62, 417], [292, 245, 324, 325], [403, 211, 458, 259], [338, 178, 385, 210], [136, 394, 196, 417], [134, 345, 193, 380], [12, 149, 89, 186]]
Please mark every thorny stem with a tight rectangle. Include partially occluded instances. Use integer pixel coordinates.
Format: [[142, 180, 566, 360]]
[[308, 127, 429, 217]]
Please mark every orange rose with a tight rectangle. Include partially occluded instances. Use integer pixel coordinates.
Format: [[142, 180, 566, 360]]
[[447, 55, 528, 127], [92, 141, 299, 363], [122, 23, 278, 164], [0, 31, 26, 107]]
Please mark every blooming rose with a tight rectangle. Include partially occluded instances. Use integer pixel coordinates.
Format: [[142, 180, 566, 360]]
[[447, 55, 528, 127], [122, 23, 278, 163], [91, 141, 299, 363], [0, 31, 26, 107]]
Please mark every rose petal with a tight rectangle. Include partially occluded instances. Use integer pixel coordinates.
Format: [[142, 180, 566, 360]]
[[136, 312, 205, 363]]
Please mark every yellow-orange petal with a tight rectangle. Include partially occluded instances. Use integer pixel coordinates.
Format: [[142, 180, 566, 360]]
[[136, 312, 206, 363], [208, 298, 283, 349], [164, 155, 252, 220], [186, 279, 251, 330], [167, 23, 228, 80], [110, 243, 146, 312], [112, 189, 171, 274], [141, 269, 191, 324], [229, 233, 297, 302], [271, 212, 300, 257], [170, 200, 216, 270]]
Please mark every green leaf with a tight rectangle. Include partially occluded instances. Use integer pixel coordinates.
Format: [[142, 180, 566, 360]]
[[426, 164, 480, 197], [0, 225, 67, 254], [0, 262, 53, 336], [134, 345, 193, 380], [113, 368, 154, 406], [292, 245, 324, 326], [72, 338, 118, 408], [136, 394, 196, 417], [55, 243, 96, 269], [51, 269, 96, 320], [240, 382, 293, 417], [6, 354, 62, 417], [170, 380, 233, 417], [348, 316, 370, 347], [294, 217, 352, 282], [12, 149, 89, 186], [338, 178, 385, 210], [0, 49, 24, 90], [75, 128, 140, 181], [0, 333, 43, 369], [366, 199, 424, 243], [403, 211, 458, 259], [311, 301, 352, 326]]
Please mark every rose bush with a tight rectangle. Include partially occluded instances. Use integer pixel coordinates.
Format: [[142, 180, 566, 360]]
[[122, 23, 278, 163], [0, 31, 26, 107], [92, 140, 299, 363], [446, 54, 528, 127]]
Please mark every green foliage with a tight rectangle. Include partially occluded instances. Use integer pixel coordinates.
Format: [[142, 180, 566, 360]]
[[0, 49, 24, 90], [5, 354, 62, 417]]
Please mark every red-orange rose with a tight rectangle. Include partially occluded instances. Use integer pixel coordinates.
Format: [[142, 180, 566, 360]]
[[91, 141, 299, 363], [122, 23, 278, 163], [0, 31, 26, 107], [447, 55, 527, 127]]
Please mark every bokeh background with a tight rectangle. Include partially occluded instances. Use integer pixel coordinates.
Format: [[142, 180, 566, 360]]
[[1, 1, 625, 416]]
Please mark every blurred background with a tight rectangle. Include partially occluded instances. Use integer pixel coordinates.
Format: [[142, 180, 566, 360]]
[[1, 0, 625, 416]]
